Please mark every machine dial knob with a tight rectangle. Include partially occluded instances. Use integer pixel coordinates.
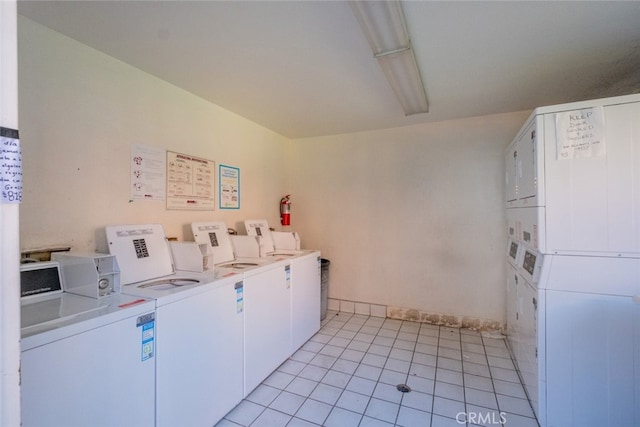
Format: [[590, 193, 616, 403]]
[[98, 278, 110, 290]]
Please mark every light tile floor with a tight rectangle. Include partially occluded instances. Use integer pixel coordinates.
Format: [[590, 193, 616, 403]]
[[217, 311, 539, 427]]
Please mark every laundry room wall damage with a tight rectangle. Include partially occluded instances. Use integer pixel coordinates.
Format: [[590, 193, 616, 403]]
[[287, 112, 530, 330]]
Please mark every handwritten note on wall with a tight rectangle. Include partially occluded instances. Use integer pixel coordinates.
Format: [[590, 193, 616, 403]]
[[556, 106, 605, 160], [0, 127, 22, 204]]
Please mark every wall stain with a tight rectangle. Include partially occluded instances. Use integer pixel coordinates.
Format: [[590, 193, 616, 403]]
[[387, 306, 504, 332]]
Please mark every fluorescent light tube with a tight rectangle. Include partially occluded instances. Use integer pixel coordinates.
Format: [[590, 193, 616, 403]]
[[350, 0, 429, 115]]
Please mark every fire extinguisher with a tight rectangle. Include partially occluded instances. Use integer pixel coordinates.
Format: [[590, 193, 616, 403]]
[[280, 195, 291, 226]]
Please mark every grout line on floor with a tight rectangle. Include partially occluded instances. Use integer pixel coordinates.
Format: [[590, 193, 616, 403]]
[[219, 311, 539, 427]]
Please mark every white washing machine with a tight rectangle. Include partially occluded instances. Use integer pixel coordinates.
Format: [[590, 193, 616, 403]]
[[191, 221, 293, 396], [243, 219, 322, 353], [106, 224, 244, 427], [20, 261, 156, 427], [241, 259, 292, 396], [192, 220, 322, 395], [118, 272, 243, 427], [287, 250, 321, 352], [539, 255, 640, 427], [191, 220, 278, 277]]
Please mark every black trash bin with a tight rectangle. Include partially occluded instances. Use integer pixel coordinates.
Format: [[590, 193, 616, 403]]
[[320, 258, 330, 320]]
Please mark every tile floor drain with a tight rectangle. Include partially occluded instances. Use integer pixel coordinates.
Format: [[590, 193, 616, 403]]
[[396, 384, 412, 393]]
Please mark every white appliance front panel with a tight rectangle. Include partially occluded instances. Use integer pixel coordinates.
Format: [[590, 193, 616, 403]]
[[515, 118, 542, 205], [155, 275, 243, 427], [506, 115, 545, 208], [518, 207, 545, 251], [505, 265, 519, 341], [541, 255, 640, 296], [518, 281, 539, 417], [544, 290, 640, 427], [21, 310, 156, 427], [505, 140, 518, 205], [544, 101, 640, 255], [244, 263, 291, 396], [290, 252, 321, 352]]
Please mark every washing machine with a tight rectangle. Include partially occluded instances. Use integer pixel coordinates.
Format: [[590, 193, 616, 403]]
[[541, 255, 640, 427], [191, 220, 277, 276], [239, 259, 292, 396], [243, 219, 322, 353], [106, 223, 244, 427], [191, 221, 295, 396], [20, 260, 156, 427], [286, 250, 321, 352]]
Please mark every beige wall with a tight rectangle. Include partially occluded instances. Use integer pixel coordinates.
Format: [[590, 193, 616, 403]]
[[288, 112, 529, 324], [18, 16, 531, 326], [18, 17, 289, 253]]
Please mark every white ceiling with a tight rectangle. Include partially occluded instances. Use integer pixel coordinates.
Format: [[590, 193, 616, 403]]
[[17, 0, 640, 139]]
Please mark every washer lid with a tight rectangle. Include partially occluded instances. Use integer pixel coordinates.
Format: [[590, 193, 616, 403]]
[[21, 293, 102, 332], [244, 219, 275, 253], [191, 221, 235, 264], [106, 224, 174, 285]]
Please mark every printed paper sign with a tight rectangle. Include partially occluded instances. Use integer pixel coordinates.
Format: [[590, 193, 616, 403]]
[[141, 321, 155, 361], [219, 164, 240, 209], [166, 151, 215, 210], [131, 144, 166, 200], [235, 282, 244, 314], [137, 313, 155, 361]]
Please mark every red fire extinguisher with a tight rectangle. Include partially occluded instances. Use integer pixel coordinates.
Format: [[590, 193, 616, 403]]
[[280, 195, 291, 226]]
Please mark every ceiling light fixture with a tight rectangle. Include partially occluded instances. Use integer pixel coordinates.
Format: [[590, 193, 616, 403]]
[[349, 0, 429, 115]]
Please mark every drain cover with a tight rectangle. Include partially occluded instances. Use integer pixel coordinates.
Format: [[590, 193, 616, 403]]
[[396, 384, 412, 393]]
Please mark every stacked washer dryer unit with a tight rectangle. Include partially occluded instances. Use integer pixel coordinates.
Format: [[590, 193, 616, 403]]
[[106, 223, 244, 427], [191, 221, 292, 397], [505, 94, 640, 427], [244, 219, 321, 353], [20, 256, 156, 427]]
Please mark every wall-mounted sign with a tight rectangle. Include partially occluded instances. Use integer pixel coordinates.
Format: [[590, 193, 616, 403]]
[[0, 127, 22, 204], [166, 151, 215, 210], [219, 164, 240, 209], [131, 144, 166, 201], [556, 106, 605, 160]]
